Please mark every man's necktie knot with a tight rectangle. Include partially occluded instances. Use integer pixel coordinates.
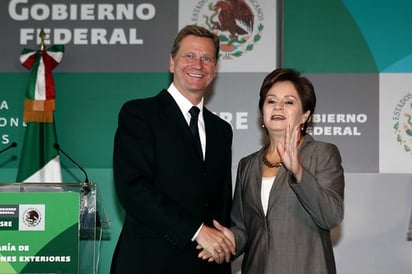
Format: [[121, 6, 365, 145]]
[[189, 106, 200, 121]]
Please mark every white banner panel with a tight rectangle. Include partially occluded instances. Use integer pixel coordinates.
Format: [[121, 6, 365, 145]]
[[380, 74, 412, 173], [178, 0, 277, 72]]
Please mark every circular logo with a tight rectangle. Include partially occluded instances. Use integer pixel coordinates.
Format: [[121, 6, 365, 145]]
[[191, 0, 264, 60], [23, 208, 42, 227], [393, 93, 412, 154]]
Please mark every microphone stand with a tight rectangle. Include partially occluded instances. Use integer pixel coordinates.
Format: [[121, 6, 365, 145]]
[[53, 143, 90, 192], [53, 143, 101, 230]]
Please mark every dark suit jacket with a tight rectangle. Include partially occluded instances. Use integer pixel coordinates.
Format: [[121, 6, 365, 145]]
[[111, 90, 233, 274]]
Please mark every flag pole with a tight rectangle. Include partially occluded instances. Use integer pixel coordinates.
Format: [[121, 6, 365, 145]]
[[39, 28, 45, 51]]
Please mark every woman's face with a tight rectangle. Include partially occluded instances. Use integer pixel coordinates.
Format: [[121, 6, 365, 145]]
[[262, 81, 310, 134]]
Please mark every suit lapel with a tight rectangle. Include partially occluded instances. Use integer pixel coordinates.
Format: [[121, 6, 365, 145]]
[[158, 90, 204, 162]]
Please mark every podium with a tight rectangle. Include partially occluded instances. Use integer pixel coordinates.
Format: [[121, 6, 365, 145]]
[[0, 182, 110, 274]]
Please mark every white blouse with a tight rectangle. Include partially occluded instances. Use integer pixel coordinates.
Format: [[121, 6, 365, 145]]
[[261, 176, 275, 215]]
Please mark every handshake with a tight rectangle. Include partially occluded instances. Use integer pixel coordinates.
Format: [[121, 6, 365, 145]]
[[195, 220, 236, 264]]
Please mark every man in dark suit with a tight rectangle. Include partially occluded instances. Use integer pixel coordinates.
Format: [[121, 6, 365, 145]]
[[110, 25, 234, 274]]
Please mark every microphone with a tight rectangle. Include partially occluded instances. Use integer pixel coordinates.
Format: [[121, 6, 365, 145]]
[[54, 143, 102, 231], [0, 142, 17, 154], [53, 143, 89, 183]]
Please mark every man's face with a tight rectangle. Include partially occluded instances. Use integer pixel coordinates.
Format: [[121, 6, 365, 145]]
[[169, 35, 217, 101]]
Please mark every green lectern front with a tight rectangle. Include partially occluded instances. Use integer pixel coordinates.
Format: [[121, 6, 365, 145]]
[[0, 182, 106, 274]]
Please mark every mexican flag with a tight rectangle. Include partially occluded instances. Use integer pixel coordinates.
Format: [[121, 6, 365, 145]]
[[16, 44, 64, 182]]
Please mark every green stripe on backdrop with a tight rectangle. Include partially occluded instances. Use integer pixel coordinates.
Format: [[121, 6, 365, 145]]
[[283, 0, 377, 73], [1, 72, 171, 169], [343, 0, 412, 72]]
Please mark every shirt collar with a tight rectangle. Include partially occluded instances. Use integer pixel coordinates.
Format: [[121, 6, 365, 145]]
[[167, 83, 204, 115]]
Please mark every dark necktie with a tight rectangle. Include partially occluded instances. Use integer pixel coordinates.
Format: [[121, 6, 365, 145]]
[[189, 106, 203, 158]]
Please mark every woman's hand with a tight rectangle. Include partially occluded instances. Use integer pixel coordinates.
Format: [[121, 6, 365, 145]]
[[277, 124, 303, 181], [197, 220, 236, 263]]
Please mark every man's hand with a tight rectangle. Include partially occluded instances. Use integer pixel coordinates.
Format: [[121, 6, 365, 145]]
[[196, 220, 236, 263], [195, 221, 235, 263]]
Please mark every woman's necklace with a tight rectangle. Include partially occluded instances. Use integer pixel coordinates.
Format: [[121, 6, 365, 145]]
[[261, 147, 282, 168]]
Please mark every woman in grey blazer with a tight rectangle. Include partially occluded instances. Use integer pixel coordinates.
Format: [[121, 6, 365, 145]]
[[201, 68, 345, 274]]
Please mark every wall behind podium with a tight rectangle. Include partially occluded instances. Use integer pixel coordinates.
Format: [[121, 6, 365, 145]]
[[1, 0, 412, 273]]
